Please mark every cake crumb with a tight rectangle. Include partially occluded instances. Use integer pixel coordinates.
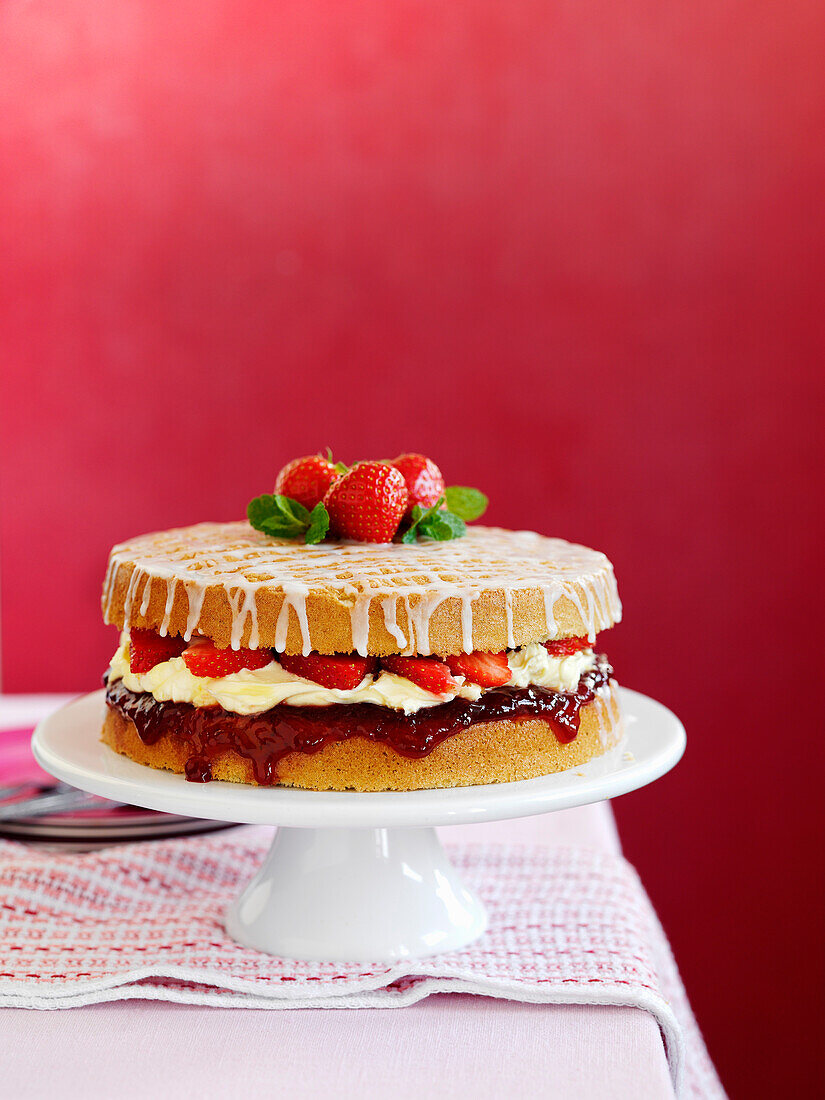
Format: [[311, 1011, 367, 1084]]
[[622, 751, 635, 762]]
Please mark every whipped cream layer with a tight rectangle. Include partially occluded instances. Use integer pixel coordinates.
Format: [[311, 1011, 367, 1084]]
[[108, 635, 597, 716], [107, 637, 480, 716], [506, 642, 595, 694]]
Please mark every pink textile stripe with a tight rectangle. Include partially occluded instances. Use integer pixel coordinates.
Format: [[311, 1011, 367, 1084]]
[[0, 831, 724, 1098]]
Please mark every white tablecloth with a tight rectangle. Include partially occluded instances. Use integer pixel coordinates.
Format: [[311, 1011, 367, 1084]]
[[0, 695, 676, 1099]]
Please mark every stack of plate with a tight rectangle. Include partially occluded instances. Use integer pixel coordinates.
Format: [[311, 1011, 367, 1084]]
[[0, 725, 238, 850], [0, 801, 237, 850]]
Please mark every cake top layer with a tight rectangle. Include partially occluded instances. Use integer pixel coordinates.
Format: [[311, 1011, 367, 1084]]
[[102, 522, 621, 656]]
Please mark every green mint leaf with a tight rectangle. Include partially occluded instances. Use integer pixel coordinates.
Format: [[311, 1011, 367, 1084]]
[[400, 498, 468, 543], [248, 493, 316, 540], [259, 515, 306, 538], [401, 499, 443, 544], [273, 494, 310, 525], [444, 486, 488, 522], [442, 510, 467, 534], [416, 500, 446, 528], [421, 509, 466, 541], [247, 494, 278, 531], [401, 505, 426, 544], [305, 503, 330, 544]]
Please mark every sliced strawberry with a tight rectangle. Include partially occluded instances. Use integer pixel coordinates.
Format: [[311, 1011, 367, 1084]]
[[278, 652, 377, 691], [275, 454, 339, 511], [446, 650, 511, 687], [381, 655, 458, 695], [390, 453, 446, 519], [323, 461, 408, 543], [129, 629, 187, 674], [182, 640, 273, 677], [543, 636, 590, 657]]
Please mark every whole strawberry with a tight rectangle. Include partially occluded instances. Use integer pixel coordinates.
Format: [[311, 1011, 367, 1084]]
[[391, 453, 445, 519], [324, 461, 408, 543], [275, 454, 339, 510]]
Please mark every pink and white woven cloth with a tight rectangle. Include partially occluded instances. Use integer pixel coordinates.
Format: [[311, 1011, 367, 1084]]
[[0, 827, 723, 1098]]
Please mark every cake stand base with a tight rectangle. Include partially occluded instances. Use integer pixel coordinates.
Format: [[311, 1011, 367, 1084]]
[[32, 687, 685, 962], [225, 825, 486, 960]]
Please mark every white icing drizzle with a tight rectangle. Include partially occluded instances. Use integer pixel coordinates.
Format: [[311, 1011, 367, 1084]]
[[541, 583, 561, 640], [460, 591, 479, 653], [183, 583, 207, 642], [274, 595, 292, 653], [101, 559, 117, 618], [159, 581, 176, 637], [594, 682, 617, 747], [565, 583, 594, 643], [122, 567, 142, 627], [227, 586, 260, 650], [503, 588, 515, 649], [381, 597, 407, 648], [350, 593, 373, 656], [590, 576, 608, 633], [405, 591, 449, 656], [139, 578, 152, 617], [102, 524, 622, 654], [287, 584, 312, 656]]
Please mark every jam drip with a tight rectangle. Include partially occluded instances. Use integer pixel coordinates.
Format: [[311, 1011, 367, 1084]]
[[106, 657, 613, 785]]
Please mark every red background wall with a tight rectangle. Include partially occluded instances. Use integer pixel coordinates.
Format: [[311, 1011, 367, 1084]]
[[1, 2, 824, 1095]]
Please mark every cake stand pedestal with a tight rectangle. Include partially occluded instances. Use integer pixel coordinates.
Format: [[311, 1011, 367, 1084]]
[[32, 687, 684, 962], [225, 824, 487, 958]]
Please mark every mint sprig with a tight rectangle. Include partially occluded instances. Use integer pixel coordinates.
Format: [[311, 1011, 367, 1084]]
[[425, 509, 467, 539], [247, 494, 330, 544], [401, 497, 467, 544], [399, 483, 485, 542], [444, 485, 488, 521], [248, 472, 486, 545], [305, 502, 330, 544]]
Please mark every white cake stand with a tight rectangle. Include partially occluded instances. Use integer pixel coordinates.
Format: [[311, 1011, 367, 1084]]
[[32, 687, 684, 962]]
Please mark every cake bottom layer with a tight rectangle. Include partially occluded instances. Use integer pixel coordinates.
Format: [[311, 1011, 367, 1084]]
[[101, 683, 623, 791]]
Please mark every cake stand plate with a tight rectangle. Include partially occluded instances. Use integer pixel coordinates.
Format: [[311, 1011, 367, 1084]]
[[32, 688, 684, 961]]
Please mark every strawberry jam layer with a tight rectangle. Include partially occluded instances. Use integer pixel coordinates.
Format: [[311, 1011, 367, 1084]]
[[105, 656, 612, 785]]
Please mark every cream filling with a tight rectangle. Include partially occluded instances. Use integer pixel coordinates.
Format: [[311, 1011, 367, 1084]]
[[505, 642, 596, 694], [108, 635, 597, 717], [107, 637, 481, 716]]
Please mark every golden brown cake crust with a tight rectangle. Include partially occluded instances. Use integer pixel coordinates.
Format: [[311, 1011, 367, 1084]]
[[102, 523, 621, 656], [101, 682, 622, 791]]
